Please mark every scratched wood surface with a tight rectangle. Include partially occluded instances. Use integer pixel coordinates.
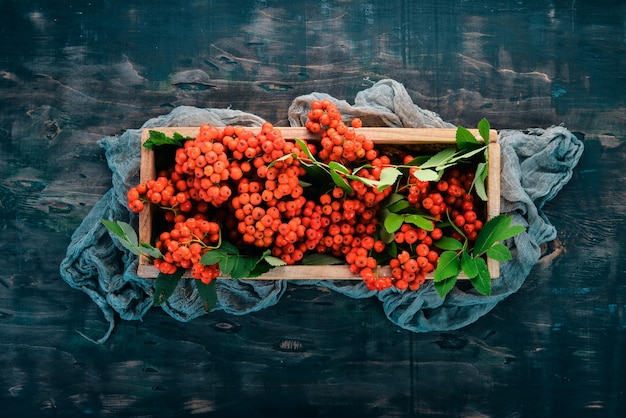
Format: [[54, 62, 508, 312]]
[[0, 1, 625, 417]]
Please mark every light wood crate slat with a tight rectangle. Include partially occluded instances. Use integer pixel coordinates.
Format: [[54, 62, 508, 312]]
[[137, 127, 500, 280]]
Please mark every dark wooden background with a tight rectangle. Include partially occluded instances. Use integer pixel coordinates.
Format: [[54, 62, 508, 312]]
[[1, 0, 624, 416]]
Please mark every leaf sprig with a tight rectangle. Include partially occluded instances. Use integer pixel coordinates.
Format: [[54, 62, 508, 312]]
[[286, 138, 403, 195], [100, 219, 162, 259], [432, 214, 525, 297]]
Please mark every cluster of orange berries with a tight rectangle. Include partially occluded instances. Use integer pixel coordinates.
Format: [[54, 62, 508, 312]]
[[306, 99, 373, 164], [126, 98, 486, 292], [127, 122, 309, 282], [152, 215, 220, 284]]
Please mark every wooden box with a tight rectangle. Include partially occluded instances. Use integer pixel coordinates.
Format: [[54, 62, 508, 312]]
[[137, 127, 500, 280]]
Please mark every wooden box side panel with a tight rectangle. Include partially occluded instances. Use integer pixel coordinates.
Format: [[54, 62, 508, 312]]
[[137, 127, 501, 279]]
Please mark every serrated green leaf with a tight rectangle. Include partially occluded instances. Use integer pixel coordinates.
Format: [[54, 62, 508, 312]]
[[486, 243, 512, 261], [249, 261, 273, 277], [461, 251, 479, 278], [153, 270, 183, 306], [302, 253, 344, 265], [219, 241, 240, 255], [434, 236, 464, 251], [478, 118, 491, 143], [413, 168, 440, 182], [434, 276, 457, 298], [195, 280, 218, 312], [263, 255, 288, 267], [230, 256, 258, 279], [434, 251, 461, 282], [378, 167, 402, 191], [383, 213, 405, 234], [456, 126, 480, 149], [404, 214, 434, 231], [470, 257, 492, 296], [143, 130, 187, 150]]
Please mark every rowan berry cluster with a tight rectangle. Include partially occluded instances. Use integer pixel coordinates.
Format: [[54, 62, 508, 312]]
[[404, 164, 485, 239], [306, 99, 374, 164], [127, 122, 309, 282]]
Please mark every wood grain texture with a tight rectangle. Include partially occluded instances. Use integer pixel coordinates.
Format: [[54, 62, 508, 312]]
[[0, 1, 624, 416]]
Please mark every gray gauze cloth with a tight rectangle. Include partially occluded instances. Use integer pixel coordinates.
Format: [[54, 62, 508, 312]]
[[59, 79, 584, 343]]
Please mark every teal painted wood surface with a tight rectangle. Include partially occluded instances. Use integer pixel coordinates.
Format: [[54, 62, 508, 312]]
[[0, 1, 624, 416]]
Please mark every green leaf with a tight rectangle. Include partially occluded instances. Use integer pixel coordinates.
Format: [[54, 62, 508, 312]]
[[433, 251, 461, 282], [461, 251, 479, 278], [421, 148, 456, 169], [230, 256, 259, 279], [153, 270, 183, 306], [404, 214, 434, 231], [294, 138, 316, 162], [139, 242, 164, 259], [378, 211, 396, 244], [219, 241, 240, 255], [143, 130, 187, 150], [249, 261, 274, 277], [328, 161, 350, 174], [349, 174, 380, 189], [456, 126, 480, 149], [302, 253, 345, 265], [219, 253, 237, 276], [301, 162, 329, 181], [195, 280, 218, 312], [473, 162, 488, 201], [377, 167, 402, 191], [386, 198, 411, 213], [383, 192, 405, 207], [268, 152, 298, 168], [473, 214, 525, 255], [383, 213, 405, 234], [434, 236, 464, 251], [434, 276, 457, 298], [330, 169, 353, 193], [101, 218, 126, 238], [200, 249, 224, 266], [412, 168, 440, 182], [447, 145, 486, 165], [486, 243, 512, 262], [263, 255, 288, 267], [470, 257, 492, 296], [478, 118, 491, 143], [101, 219, 162, 258]]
